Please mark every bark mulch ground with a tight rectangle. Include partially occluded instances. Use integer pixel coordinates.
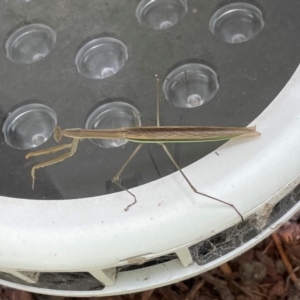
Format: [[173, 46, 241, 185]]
[[2, 214, 300, 300]]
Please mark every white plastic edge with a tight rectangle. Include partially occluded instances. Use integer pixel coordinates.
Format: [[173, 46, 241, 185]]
[[0, 198, 298, 297], [1, 65, 300, 274]]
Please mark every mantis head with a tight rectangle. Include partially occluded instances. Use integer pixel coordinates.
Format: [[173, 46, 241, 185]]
[[54, 126, 63, 142]]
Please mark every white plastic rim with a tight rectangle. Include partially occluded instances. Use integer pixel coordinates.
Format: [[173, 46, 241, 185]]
[[1, 65, 300, 295]]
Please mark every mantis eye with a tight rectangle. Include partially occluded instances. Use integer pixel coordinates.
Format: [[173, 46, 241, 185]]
[[54, 126, 63, 142]]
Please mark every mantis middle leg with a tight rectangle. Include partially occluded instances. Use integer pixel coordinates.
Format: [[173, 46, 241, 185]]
[[114, 75, 161, 210], [112, 143, 144, 211]]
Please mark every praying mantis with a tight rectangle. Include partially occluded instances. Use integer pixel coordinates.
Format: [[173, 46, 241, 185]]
[[25, 75, 261, 221]]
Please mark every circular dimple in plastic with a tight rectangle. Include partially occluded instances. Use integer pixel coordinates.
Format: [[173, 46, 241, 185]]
[[2, 104, 57, 150], [85, 102, 141, 148], [162, 63, 219, 108], [136, 0, 188, 30], [5, 24, 56, 64], [75, 37, 128, 79], [209, 3, 264, 44]]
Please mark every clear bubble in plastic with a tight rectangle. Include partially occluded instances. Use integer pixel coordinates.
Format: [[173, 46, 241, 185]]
[[85, 102, 141, 148], [5, 24, 56, 64], [75, 37, 128, 79], [2, 104, 57, 150], [209, 3, 264, 44], [162, 63, 219, 108], [136, 0, 188, 30]]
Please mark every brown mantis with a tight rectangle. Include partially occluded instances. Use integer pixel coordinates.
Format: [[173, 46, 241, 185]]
[[26, 75, 260, 221]]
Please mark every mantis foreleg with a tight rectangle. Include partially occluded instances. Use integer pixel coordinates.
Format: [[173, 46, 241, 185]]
[[25, 139, 79, 189]]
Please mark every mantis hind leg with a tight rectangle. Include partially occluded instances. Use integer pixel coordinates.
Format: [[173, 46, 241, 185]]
[[159, 143, 244, 221], [26, 139, 79, 189], [112, 143, 143, 211]]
